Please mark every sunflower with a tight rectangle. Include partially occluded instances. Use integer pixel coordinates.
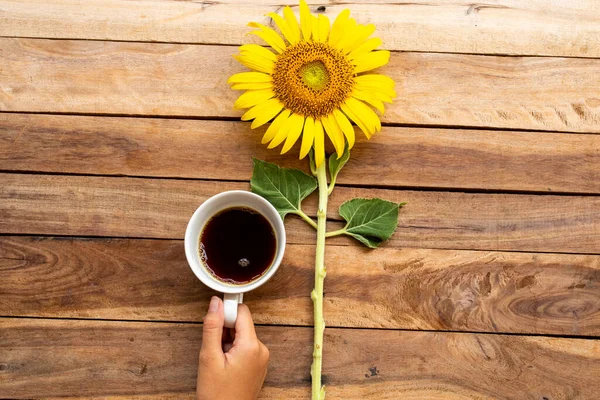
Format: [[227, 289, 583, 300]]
[[228, 0, 396, 167]]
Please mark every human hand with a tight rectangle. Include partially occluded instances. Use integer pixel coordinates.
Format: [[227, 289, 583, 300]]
[[197, 296, 270, 400]]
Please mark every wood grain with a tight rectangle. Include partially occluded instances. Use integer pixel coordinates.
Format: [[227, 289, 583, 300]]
[[1, 0, 599, 58], [1, 236, 599, 335], [2, 39, 600, 133], [2, 318, 600, 399], [2, 113, 599, 194], [1, 173, 599, 254]]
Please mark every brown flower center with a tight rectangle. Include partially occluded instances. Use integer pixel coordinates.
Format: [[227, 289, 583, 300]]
[[272, 41, 355, 119]]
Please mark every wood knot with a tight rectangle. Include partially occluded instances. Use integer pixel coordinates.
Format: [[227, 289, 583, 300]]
[[516, 275, 536, 289], [129, 362, 148, 377], [365, 366, 379, 378]]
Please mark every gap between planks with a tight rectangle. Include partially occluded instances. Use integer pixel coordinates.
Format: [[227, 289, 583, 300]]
[[1, 315, 598, 341], [2, 35, 600, 61], [0, 110, 598, 137], [1, 169, 600, 198], [1, 0, 600, 58], [1, 233, 599, 256]]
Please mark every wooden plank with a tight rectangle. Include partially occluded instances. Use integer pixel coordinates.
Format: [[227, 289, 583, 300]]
[[1, 0, 599, 58], [41, 396, 196, 400], [2, 236, 599, 335], [2, 113, 599, 194], [41, 396, 197, 400], [1, 173, 599, 254], [2, 318, 600, 399], [2, 38, 600, 133]]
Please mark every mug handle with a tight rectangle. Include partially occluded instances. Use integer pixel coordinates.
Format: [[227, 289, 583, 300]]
[[223, 293, 244, 328]]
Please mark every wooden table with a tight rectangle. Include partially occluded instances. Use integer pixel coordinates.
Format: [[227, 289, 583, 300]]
[[1, 1, 600, 398]]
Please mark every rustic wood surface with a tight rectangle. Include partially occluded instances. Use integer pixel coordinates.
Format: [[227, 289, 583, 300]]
[[2, 38, 600, 132], [2, 318, 600, 399], [1, 0, 599, 58], [1, 1, 600, 398], [2, 236, 599, 335], [1, 173, 599, 254], [2, 113, 599, 194]]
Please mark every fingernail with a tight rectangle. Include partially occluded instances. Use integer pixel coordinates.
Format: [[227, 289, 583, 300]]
[[208, 296, 219, 313]]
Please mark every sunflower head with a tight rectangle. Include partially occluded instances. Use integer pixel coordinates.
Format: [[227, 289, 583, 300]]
[[228, 0, 396, 167]]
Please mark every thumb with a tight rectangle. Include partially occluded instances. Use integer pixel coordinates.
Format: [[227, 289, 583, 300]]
[[233, 304, 258, 344], [200, 296, 225, 362]]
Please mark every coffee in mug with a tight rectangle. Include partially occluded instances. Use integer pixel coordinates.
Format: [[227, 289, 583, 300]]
[[199, 207, 276, 285]]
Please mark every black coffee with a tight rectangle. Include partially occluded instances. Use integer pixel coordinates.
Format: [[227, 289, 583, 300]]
[[199, 207, 276, 284]]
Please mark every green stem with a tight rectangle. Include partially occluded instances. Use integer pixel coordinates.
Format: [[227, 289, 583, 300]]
[[311, 160, 328, 400], [327, 178, 336, 196], [324, 228, 346, 238], [295, 209, 318, 230]]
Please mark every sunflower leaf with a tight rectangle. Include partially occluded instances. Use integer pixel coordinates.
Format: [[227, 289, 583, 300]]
[[328, 144, 350, 193], [338, 198, 405, 248], [251, 158, 317, 220]]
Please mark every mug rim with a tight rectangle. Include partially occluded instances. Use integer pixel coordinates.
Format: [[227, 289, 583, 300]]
[[184, 190, 286, 294]]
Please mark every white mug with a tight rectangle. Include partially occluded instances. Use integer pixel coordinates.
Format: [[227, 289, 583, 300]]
[[184, 190, 286, 328]]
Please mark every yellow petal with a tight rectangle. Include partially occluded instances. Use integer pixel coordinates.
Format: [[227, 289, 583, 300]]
[[228, 72, 272, 84], [311, 15, 320, 42], [364, 98, 385, 114], [313, 119, 325, 167], [354, 74, 395, 86], [354, 83, 394, 102], [231, 81, 273, 91], [353, 50, 391, 74], [328, 9, 350, 47], [300, 0, 312, 40], [346, 97, 381, 134], [234, 53, 274, 74], [335, 18, 360, 53], [241, 97, 276, 121], [283, 6, 301, 44], [262, 109, 291, 144], [239, 44, 277, 62], [321, 114, 344, 158], [234, 89, 275, 110], [352, 88, 385, 114], [300, 116, 315, 159], [248, 22, 287, 53], [341, 100, 372, 139], [333, 109, 355, 149], [247, 99, 284, 129], [281, 114, 305, 154], [266, 12, 294, 45], [268, 111, 299, 149], [316, 14, 330, 43], [348, 37, 383, 61], [340, 24, 375, 54], [354, 74, 397, 99]]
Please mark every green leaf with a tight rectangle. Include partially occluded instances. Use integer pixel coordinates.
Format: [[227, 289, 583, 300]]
[[328, 144, 350, 193], [338, 198, 404, 248], [250, 158, 317, 220]]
